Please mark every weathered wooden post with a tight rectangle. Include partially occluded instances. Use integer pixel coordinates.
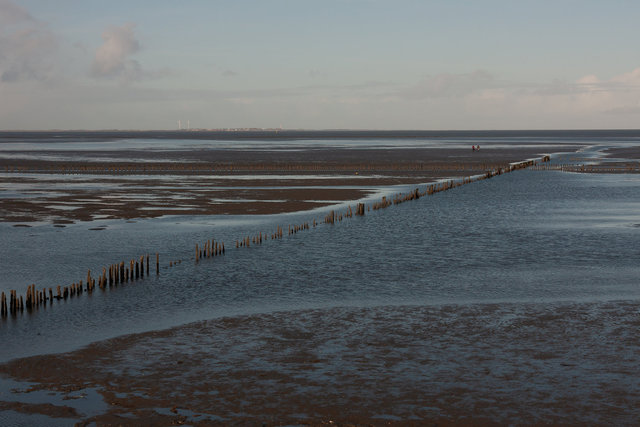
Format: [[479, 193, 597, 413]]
[[25, 285, 31, 311]]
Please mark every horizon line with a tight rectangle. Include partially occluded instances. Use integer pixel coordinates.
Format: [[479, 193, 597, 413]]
[[2, 128, 640, 133]]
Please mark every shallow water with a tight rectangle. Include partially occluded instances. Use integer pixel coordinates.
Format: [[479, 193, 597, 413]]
[[1, 163, 640, 362], [1, 132, 640, 423]]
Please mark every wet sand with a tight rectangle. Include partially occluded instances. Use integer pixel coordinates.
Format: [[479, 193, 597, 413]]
[[2, 302, 639, 425], [605, 146, 640, 160], [3, 136, 640, 425], [0, 146, 556, 223]]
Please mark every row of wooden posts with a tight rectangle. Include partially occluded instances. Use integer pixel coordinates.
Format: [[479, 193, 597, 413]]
[[1, 253, 160, 317], [1, 156, 549, 320], [531, 163, 640, 173], [196, 239, 225, 262], [233, 220, 315, 250]]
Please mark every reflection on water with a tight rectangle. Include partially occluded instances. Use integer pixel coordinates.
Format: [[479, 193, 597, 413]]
[[1, 168, 640, 361]]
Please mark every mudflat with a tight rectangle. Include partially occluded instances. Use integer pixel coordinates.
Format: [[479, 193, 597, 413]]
[[3, 133, 639, 425], [0, 145, 560, 223], [2, 302, 639, 425]]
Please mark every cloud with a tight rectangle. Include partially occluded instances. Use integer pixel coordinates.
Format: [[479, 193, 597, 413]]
[[400, 70, 495, 99], [90, 23, 142, 81], [90, 23, 172, 83], [222, 69, 238, 77], [604, 105, 640, 115], [0, 0, 32, 25], [538, 68, 640, 113], [0, 0, 57, 83], [308, 69, 327, 79]]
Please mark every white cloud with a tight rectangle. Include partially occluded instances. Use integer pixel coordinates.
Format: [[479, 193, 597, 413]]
[[90, 23, 142, 81], [610, 67, 640, 87], [0, 0, 56, 83], [89, 23, 171, 84]]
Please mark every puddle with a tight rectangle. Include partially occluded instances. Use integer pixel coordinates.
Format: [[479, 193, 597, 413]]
[[0, 410, 78, 427], [153, 406, 226, 423], [0, 376, 108, 421]]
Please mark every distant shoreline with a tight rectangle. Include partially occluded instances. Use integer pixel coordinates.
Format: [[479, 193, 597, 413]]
[[2, 128, 640, 141]]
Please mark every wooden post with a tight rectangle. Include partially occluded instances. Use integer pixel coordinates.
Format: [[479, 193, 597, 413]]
[[25, 285, 31, 311], [156, 253, 159, 274]]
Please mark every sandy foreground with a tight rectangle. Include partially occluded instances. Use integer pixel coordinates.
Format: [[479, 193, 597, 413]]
[[2, 139, 639, 425]]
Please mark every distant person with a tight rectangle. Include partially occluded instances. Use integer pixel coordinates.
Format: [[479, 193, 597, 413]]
[[472, 145, 476, 151]]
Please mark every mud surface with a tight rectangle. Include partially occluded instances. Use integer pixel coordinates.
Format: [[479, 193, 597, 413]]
[[3, 132, 640, 425], [1, 302, 639, 425], [605, 146, 640, 159], [0, 146, 554, 223]]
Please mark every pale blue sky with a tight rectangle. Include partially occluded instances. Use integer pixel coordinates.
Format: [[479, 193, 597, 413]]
[[2, 0, 640, 129]]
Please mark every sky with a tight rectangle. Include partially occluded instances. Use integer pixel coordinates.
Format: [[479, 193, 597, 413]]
[[1, 0, 640, 130]]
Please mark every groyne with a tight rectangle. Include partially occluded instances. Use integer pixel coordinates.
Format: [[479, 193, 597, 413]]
[[1, 156, 549, 321]]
